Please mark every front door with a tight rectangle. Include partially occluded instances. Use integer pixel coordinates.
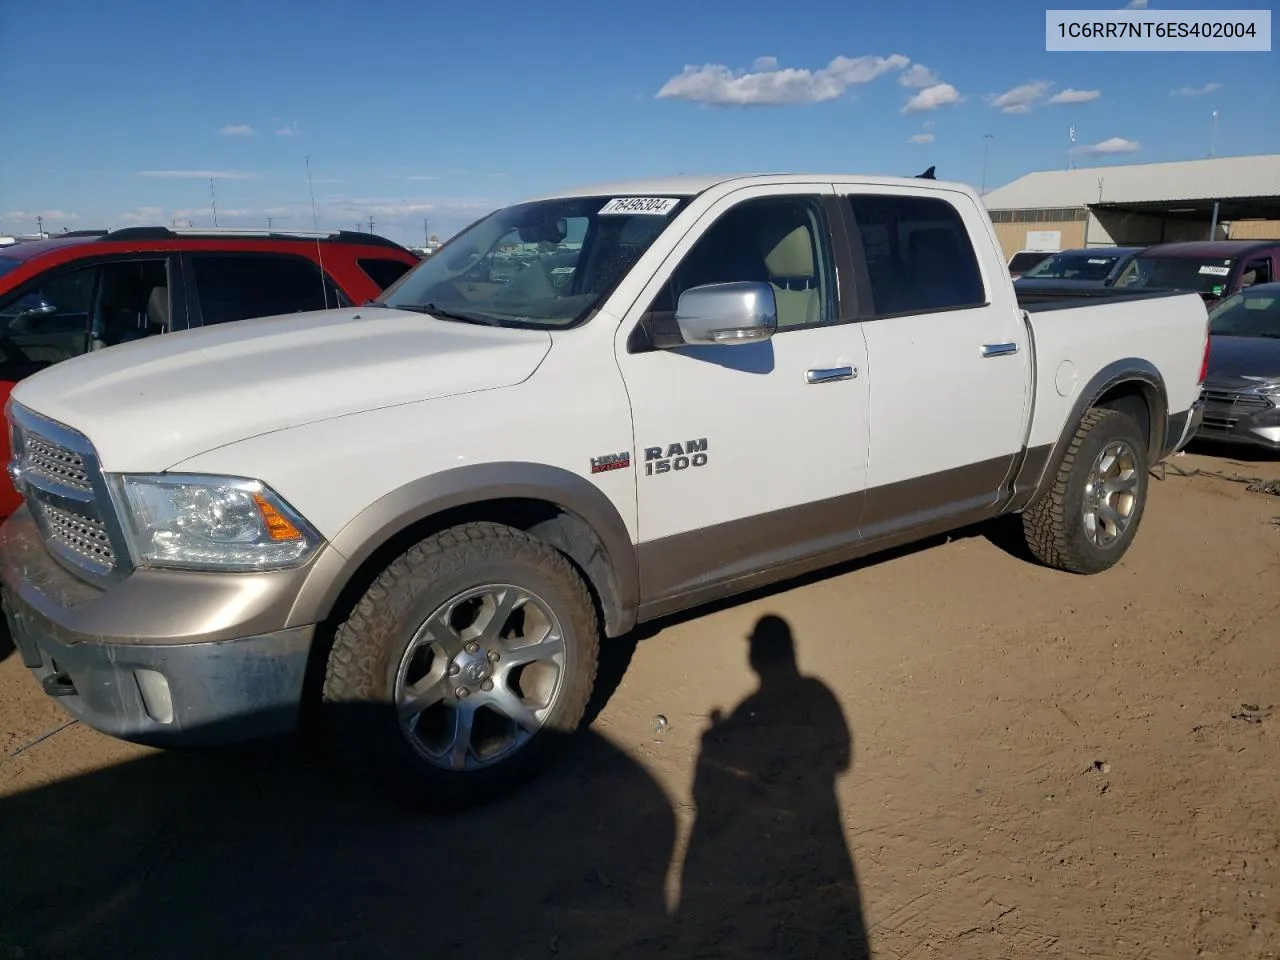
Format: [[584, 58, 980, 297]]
[[614, 184, 871, 609], [836, 187, 1032, 540]]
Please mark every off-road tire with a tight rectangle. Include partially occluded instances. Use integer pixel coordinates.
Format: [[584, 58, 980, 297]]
[[321, 521, 600, 813], [1021, 407, 1149, 575]]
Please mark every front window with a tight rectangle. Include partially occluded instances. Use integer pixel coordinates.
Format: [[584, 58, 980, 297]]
[[1116, 256, 1236, 295], [1024, 251, 1122, 281], [379, 195, 689, 329], [1208, 289, 1280, 338]]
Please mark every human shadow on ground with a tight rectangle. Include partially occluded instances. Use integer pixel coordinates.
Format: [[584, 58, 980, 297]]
[[672, 614, 872, 959], [0, 616, 871, 960]]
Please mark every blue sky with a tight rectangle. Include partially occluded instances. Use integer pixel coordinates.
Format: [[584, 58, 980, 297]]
[[1, 0, 1275, 246]]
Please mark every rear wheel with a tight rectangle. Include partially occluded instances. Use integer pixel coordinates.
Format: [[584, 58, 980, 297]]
[[322, 521, 599, 812], [1021, 407, 1149, 574]]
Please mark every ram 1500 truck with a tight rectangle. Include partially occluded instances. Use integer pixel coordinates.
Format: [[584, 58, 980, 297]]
[[1, 173, 1209, 810]]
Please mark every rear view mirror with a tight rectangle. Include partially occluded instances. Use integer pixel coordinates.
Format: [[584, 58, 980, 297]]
[[672, 281, 777, 346], [517, 217, 568, 245]]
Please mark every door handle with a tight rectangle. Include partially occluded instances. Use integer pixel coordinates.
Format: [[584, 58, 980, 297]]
[[805, 365, 856, 384], [981, 342, 1019, 358]]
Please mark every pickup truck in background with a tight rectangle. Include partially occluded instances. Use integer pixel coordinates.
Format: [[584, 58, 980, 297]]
[[0, 227, 420, 519], [1, 173, 1209, 811]]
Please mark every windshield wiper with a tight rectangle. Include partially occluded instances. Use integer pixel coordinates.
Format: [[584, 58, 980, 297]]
[[381, 302, 503, 326]]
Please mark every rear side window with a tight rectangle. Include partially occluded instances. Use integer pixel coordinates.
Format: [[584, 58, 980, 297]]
[[845, 194, 986, 317], [358, 257, 415, 291], [190, 254, 350, 326]]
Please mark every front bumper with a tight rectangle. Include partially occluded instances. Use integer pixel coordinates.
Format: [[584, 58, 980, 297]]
[[1195, 390, 1280, 451], [0, 506, 315, 747]]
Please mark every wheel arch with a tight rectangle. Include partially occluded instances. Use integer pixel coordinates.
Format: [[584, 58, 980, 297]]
[[1014, 358, 1169, 512], [289, 462, 640, 641]]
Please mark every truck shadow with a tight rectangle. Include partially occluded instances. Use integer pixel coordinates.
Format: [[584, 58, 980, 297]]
[[0, 617, 13, 665], [0, 616, 870, 960]]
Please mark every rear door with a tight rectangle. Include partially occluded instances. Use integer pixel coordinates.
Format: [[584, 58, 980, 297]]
[[835, 187, 1032, 540]]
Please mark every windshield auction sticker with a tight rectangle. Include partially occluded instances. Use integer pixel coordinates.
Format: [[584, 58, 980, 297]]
[[599, 198, 680, 215], [1045, 9, 1270, 51]]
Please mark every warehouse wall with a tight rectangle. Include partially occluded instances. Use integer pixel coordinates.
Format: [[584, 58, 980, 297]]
[[1228, 219, 1280, 240], [992, 220, 1086, 260]]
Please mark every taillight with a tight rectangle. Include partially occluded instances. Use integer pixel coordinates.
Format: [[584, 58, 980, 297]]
[[1198, 329, 1211, 385]]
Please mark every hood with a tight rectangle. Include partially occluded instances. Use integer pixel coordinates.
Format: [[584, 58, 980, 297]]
[[10, 307, 552, 471], [1204, 334, 1280, 388]]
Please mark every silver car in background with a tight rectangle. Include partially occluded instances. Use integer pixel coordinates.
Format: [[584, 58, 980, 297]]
[[1196, 281, 1280, 452]]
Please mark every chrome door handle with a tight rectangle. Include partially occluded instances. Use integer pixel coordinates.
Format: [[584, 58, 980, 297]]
[[805, 365, 856, 384], [981, 342, 1019, 358]]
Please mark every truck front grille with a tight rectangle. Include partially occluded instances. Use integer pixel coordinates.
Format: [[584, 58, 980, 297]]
[[7, 405, 128, 581], [32, 500, 116, 573]]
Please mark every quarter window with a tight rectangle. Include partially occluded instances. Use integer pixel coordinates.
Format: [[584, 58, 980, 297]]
[[358, 257, 415, 291], [845, 194, 986, 316]]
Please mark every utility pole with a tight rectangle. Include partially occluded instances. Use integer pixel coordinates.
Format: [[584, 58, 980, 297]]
[[267, 216, 274, 229], [1209, 110, 1219, 158], [980, 134, 994, 196], [210, 178, 218, 227], [368, 215, 375, 234], [424, 217, 429, 247], [1068, 125, 1077, 170], [36, 215, 43, 238]]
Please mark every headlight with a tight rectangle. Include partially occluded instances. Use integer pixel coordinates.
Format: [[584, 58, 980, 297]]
[[114, 474, 322, 571]]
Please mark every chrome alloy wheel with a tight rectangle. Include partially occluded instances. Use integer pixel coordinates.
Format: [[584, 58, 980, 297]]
[[394, 584, 568, 771], [1081, 439, 1140, 548]]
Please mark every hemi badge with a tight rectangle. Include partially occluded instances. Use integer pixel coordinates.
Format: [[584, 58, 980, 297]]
[[590, 452, 631, 474]]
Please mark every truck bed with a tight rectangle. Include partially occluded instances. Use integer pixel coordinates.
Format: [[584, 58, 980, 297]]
[[1016, 286, 1194, 313]]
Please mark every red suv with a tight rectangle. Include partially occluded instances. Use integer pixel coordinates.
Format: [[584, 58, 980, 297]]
[[0, 226, 420, 517]]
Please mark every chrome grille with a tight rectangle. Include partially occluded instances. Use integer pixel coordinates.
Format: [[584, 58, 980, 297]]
[[8, 404, 127, 581], [34, 500, 115, 572], [22, 433, 93, 492]]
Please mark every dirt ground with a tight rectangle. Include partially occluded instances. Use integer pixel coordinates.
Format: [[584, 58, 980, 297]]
[[1, 443, 1278, 960]]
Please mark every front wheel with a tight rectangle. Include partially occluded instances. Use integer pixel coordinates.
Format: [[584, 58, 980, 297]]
[[1021, 407, 1150, 574], [321, 522, 600, 812]]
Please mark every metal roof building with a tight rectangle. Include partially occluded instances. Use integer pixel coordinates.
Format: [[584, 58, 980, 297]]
[[981, 154, 1280, 259]]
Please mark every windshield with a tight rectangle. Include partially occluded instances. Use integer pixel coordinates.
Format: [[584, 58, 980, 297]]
[[0, 256, 21, 282], [1208, 289, 1280, 338], [1023, 251, 1123, 281], [379, 195, 689, 328], [1115, 255, 1236, 295]]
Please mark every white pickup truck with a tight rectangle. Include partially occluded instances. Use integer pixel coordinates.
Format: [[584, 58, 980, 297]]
[[1, 173, 1208, 809]]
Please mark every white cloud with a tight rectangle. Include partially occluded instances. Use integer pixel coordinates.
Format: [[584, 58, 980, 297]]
[[218, 123, 255, 136], [1048, 88, 1101, 104], [3, 209, 80, 225], [116, 206, 166, 224], [1074, 136, 1141, 156], [137, 169, 259, 180], [908, 132, 935, 144], [988, 81, 1052, 113], [1124, 0, 1148, 8], [405, 175, 439, 181], [902, 83, 961, 114], [655, 53, 911, 106], [1172, 82, 1222, 97], [276, 121, 301, 136], [752, 56, 778, 71], [899, 64, 938, 89]]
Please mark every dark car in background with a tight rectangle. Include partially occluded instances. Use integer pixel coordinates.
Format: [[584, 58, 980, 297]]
[[0, 226, 420, 517], [1013, 246, 1144, 291], [1196, 281, 1280, 452], [1114, 240, 1279, 305]]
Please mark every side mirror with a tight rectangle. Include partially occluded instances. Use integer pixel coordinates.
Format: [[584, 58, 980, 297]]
[[672, 281, 777, 346], [8, 297, 57, 332]]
